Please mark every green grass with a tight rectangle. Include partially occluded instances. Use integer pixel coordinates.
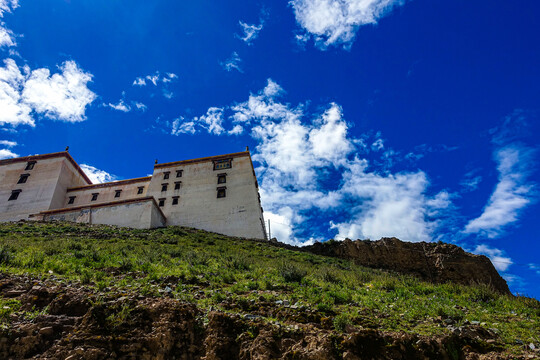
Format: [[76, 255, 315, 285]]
[[0, 221, 538, 354]]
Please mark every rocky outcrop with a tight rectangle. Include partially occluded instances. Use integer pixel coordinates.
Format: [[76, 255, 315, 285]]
[[0, 274, 529, 360], [304, 238, 511, 295]]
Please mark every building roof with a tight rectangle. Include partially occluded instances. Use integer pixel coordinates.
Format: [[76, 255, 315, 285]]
[[154, 151, 250, 169], [0, 151, 92, 185], [67, 176, 152, 192]]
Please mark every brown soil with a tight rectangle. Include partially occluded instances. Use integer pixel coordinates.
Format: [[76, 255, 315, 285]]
[[0, 274, 534, 360]]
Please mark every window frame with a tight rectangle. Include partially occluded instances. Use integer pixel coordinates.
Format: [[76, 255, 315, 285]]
[[91, 193, 99, 201], [176, 170, 183, 178], [161, 183, 168, 192], [68, 196, 76, 205], [217, 173, 227, 184], [137, 186, 144, 195], [8, 189, 21, 201], [213, 158, 232, 171], [25, 161, 36, 171], [17, 174, 30, 184], [158, 198, 165, 207], [174, 181, 181, 190], [163, 171, 170, 180], [114, 190, 122, 198], [217, 186, 227, 198], [172, 196, 179, 205]]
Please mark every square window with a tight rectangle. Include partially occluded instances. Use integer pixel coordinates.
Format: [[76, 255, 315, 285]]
[[217, 187, 226, 198], [115, 190, 122, 198], [214, 159, 231, 170], [174, 182, 181, 190], [172, 196, 179, 205], [158, 198, 165, 207], [217, 174, 226, 184], [25, 161, 36, 171], [176, 170, 183, 178], [161, 184, 168, 192], [137, 186, 144, 194], [8, 190, 21, 201], [163, 172, 170, 180], [17, 174, 30, 184], [68, 196, 76, 205], [91, 193, 99, 201]]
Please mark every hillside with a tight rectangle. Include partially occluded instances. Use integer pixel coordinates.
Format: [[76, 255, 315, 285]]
[[0, 221, 538, 359]]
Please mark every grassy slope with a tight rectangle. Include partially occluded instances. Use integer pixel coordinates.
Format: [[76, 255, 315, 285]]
[[0, 221, 538, 354]]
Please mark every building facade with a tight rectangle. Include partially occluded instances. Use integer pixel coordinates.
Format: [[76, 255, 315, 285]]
[[0, 150, 267, 239]]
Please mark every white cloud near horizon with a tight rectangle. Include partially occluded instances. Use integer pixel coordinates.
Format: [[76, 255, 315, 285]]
[[80, 164, 118, 184], [473, 244, 513, 272], [172, 79, 452, 244], [0, 148, 17, 159], [290, 0, 406, 49], [464, 145, 535, 238]]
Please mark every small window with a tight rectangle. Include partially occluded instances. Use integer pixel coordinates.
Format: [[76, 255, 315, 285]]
[[158, 198, 165, 207], [217, 173, 227, 184], [214, 159, 232, 170], [17, 174, 30, 184], [176, 170, 183, 178], [172, 196, 179, 205], [174, 182, 181, 190], [91, 193, 99, 201], [25, 161, 36, 171], [115, 190, 122, 198], [68, 196, 76, 205], [161, 183, 168, 192], [217, 186, 226, 198], [8, 190, 21, 201], [163, 172, 170, 180], [137, 186, 144, 194]]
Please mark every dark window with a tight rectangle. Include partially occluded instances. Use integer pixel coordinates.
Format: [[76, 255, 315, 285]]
[[25, 161, 36, 170], [137, 186, 144, 194], [217, 173, 226, 184], [158, 198, 165, 207], [115, 190, 122, 198], [217, 186, 226, 198], [163, 172, 170, 180], [17, 174, 30, 184], [161, 184, 168, 192], [214, 159, 232, 170], [174, 182, 181, 190], [176, 170, 183, 178], [91, 193, 99, 201], [68, 196, 76, 205], [172, 196, 179, 205], [8, 190, 21, 201]]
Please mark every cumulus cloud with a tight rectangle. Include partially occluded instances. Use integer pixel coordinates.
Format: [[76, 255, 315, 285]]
[[80, 164, 117, 184], [473, 244, 513, 272], [0, 139, 16, 147], [0, 58, 33, 126], [106, 99, 131, 112], [290, 0, 406, 48], [0, 0, 18, 17], [221, 52, 243, 73], [173, 79, 451, 244], [0, 0, 18, 47], [464, 145, 535, 238], [0, 148, 17, 159]]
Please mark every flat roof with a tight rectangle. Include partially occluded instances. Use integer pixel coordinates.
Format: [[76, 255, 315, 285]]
[[154, 151, 250, 169], [67, 176, 152, 192], [0, 151, 92, 185]]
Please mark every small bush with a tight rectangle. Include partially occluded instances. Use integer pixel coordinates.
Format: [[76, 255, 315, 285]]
[[0, 246, 13, 265], [279, 262, 306, 283], [333, 314, 351, 332]]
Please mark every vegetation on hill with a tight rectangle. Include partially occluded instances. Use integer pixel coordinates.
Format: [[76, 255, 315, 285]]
[[0, 221, 538, 359]]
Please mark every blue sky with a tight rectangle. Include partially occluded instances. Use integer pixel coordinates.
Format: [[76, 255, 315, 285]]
[[0, 0, 539, 297]]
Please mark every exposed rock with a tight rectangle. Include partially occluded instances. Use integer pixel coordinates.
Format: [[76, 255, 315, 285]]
[[303, 237, 511, 294]]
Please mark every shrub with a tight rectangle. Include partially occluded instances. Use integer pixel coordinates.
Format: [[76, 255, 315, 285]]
[[333, 314, 351, 332], [278, 262, 306, 283]]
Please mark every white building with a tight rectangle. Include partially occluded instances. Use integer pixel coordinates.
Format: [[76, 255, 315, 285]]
[[0, 150, 267, 239]]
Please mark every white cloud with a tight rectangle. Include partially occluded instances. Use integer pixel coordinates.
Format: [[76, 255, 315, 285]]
[[221, 52, 243, 73], [290, 0, 406, 48], [134, 102, 147, 111], [21, 60, 96, 122], [460, 170, 482, 192], [473, 244, 513, 272], [529, 263, 540, 276], [80, 164, 117, 184], [237, 21, 264, 45], [106, 99, 131, 112], [170, 79, 453, 244], [133, 72, 178, 86], [0, 25, 15, 47], [0, 0, 18, 17], [464, 145, 535, 238], [0, 139, 16, 147], [0, 59, 33, 127], [0, 148, 17, 159]]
